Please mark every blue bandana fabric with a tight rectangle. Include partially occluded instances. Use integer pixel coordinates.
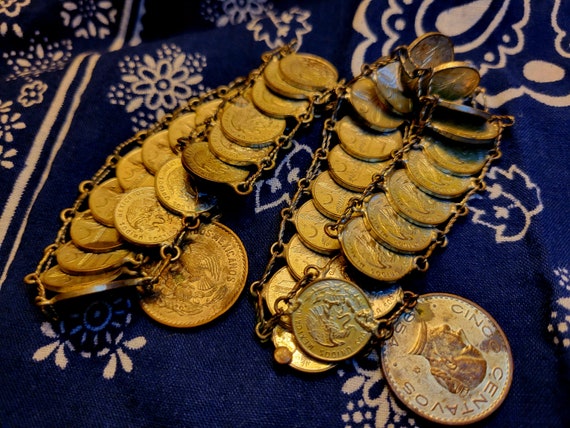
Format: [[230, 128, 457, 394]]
[[1, 1, 569, 426]]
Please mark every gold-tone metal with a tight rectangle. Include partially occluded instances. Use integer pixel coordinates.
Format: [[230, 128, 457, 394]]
[[251, 77, 310, 118], [194, 98, 223, 126], [406, 32, 455, 69], [140, 222, 248, 328], [327, 144, 390, 192], [311, 170, 360, 220], [284, 234, 331, 280], [339, 216, 416, 281], [381, 293, 513, 425], [366, 284, 404, 319], [40, 265, 123, 292], [141, 129, 177, 175], [291, 278, 374, 362], [278, 52, 338, 92], [372, 61, 413, 114], [69, 210, 123, 253], [114, 186, 181, 247], [263, 266, 298, 315], [115, 147, 155, 190], [385, 169, 456, 226], [421, 135, 488, 176], [263, 57, 315, 100], [427, 61, 480, 101], [294, 200, 340, 255], [208, 121, 273, 166], [55, 241, 134, 275], [335, 115, 403, 162], [88, 177, 124, 227], [167, 112, 196, 151], [364, 192, 437, 254]]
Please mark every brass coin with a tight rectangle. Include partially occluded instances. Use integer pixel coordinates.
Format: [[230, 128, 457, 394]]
[[327, 144, 390, 192], [56, 241, 134, 275], [364, 192, 437, 254], [339, 216, 415, 281], [386, 169, 456, 226], [426, 61, 481, 101], [208, 121, 273, 166], [219, 96, 286, 148], [278, 52, 338, 92], [284, 234, 332, 280], [311, 170, 360, 220], [407, 32, 455, 69], [251, 77, 310, 118], [366, 284, 404, 319], [40, 265, 123, 292], [194, 98, 223, 126], [88, 177, 124, 227], [115, 147, 155, 190], [381, 293, 513, 425], [335, 115, 403, 162], [372, 61, 413, 115], [405, 149, 474, 199], [272, 325, 335, 373], [114, 186, 181, 247], [141, 129, 178, 175], [263, 266, 298, 315], [263, 57, 315, 100], [428, 101, 500, 145], [294, 200, 340, 255], [140, 222, 248, 328], [168, 111, 196, 151], [69, 210, 123, 253], [347, 77, 404, 132], [181, 141, 250, 187], [291, 278, 374, 362], [422, 135, 488, 176]]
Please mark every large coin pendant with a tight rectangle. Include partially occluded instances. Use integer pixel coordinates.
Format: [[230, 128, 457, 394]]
[[381, 293, 513, 425], [291, 278, 374, 362], [140, 222, 248, 328]]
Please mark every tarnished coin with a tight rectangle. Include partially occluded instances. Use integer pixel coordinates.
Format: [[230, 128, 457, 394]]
[[294, 200, 340, 255], [168, 111, 196, 151], [426, 61, 480, 101], [56, 241, 135, 275], [263, 57, 315, 100], [69, 210, 123, 253], [407, 32, 455, 69], [140, 222, 248, 328], [263, 266, 298, 315], [115, 147, 155, 190], [141, 129, 177, 175], [278, 52, 338, 92], [335, 115, 403, 162], [181, 141, 250, 187], [89, 177, 124, 227], [347, 77, 404, 132], [339, 216, 416, 281], [40, 265, 123, 292], [366, 284, 404, 319], [381, 293, 513, 425], [272, 325, 335, 373], [194, 98, 223, 126], [386, 169, 456, 226], [328, 144, 390, 192], [364, 192, 437, 254], [208, 121, 273, 166], [251, 77, 310, 118], [114, 186, 181, 247], [311, 170, 360, 220], [421, 135, 488, 176], [405, 149, 474, 199], [291, 278, 374, 362], [372, 61, 414, 115], [284, 234, 332, 280], [219, 96, 286, 148]]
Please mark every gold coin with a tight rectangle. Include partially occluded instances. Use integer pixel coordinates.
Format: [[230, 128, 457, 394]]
[[115, 147, 155, 190], [364, 192, 437, 254], [251, 77, 310, 118], [335, 115, 403, 162], [219, 96, 286, 148], [263, 266, 298, 315], [372, 61, 413, 115], [88, 177, 124, 227], [263, 57, 315, 100], [56, 241, 134, 275], [140, 222, 248, 328], [422, 135, 488, 176], [365, 284, 404, 319], [339, 216, 415, 281], [272, 325, 335, 373], [381, 293, 513, 425], [405, 149, 474, 199], [114, 186, 181, 247], [40, 265, 123, 292], [327, 144, 390, 192], [208, 121, 273, 166], [194, 98, 223, 126], [181, 141, 250, 187], [168, 111, 196, 151], [141, 129, 178, 174], [291, 278, 374, 362], [426, 61, 481, 101], [347, 77, 404, 132], [294, 200, 340, 255], [311, 170, 360, 220], [284, 233, 332, 280], [69, 210, 123, 253], [278, 52, 338, 92], [385, 169, 456, 226]]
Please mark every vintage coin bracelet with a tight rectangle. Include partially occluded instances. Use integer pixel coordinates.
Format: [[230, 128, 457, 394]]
[[249, 33, 514, 425]]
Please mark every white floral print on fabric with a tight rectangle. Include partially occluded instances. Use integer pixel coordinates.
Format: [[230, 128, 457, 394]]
[[200, 0, 267, 27], [549, 267, 570, 349], [107, 44, 207, 131], [61, 0, 118, 39], [17, 80, 48, 107], [247, 7, 312, 49], [32, 297, 146, 379], [0, 99, 25, 144], [0, 0, 29, 37]]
